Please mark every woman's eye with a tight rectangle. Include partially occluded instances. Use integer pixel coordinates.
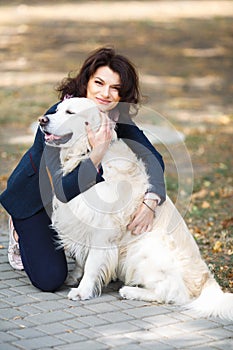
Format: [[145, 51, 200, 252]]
[[95, 80, 103, 86]]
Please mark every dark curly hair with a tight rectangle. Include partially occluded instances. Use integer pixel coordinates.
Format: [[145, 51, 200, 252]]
[[56, 47, 142, 115]]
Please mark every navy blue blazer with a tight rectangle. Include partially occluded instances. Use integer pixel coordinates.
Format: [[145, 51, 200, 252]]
[[0, 102, 166, 219]]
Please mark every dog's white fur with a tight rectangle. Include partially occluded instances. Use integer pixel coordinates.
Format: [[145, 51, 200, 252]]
[[44, 97, 233, 320]]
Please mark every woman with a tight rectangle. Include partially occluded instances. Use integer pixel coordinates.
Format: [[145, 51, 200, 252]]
[[0, 47, 166, 292]]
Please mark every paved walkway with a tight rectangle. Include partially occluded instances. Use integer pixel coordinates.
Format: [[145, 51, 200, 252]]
[[0, 227, 232, 350], [1, 1, 233, 23]]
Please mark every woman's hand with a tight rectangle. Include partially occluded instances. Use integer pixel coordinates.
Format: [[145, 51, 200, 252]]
[[85, 112, 113, 168], [127, 199, 158, 235]]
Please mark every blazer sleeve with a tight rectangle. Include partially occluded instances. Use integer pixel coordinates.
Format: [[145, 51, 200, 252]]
[[116, 116, 166, 204], [43, 145, 104, 203]]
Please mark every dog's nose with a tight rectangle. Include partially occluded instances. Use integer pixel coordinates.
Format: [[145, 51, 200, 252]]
[[38, 115, 49, 126]]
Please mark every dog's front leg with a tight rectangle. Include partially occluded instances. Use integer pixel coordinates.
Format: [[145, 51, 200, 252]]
[[65, 261, 83, 286], [68, 248, 117, 301]]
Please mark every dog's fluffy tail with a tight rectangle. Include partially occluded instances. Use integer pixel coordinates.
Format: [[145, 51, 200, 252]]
[[186, 280, 233, 321]]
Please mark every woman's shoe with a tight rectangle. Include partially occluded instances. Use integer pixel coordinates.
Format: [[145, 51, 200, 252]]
[[8, 217, 24, 270]]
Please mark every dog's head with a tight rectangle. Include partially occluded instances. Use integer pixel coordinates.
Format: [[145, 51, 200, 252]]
[[39, 97, 116, 150]]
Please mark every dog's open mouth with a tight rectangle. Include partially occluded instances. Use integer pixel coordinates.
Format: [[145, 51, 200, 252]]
[[44, 131, 73, 145]]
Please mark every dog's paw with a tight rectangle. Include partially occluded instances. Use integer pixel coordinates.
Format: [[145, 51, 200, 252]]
[[67, 287, 93, 301], [68, 288, 82, 301], [119, 286, 137, 300]]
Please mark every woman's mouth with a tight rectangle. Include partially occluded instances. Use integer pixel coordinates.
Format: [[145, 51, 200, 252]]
[[96, 97, 111, 105]]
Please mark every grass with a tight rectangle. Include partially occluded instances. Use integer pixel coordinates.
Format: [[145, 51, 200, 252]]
[[184, 131, 233, 292]]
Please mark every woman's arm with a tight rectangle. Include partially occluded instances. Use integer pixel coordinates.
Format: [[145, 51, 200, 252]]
[[116, 116, 166, 204], [116, 115, 166, 234]]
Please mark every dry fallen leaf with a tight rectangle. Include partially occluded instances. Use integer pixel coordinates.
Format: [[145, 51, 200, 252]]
[[202, 201, 210, 209], [213, 241, 222, 252], [222, 217, 233, 228], [192, 188, 208, 199]]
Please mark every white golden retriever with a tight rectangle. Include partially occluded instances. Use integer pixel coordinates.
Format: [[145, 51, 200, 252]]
[[41, 97, 233, 320]]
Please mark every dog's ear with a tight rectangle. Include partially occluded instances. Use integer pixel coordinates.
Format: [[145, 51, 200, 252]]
[[60, 138, 90, 175]]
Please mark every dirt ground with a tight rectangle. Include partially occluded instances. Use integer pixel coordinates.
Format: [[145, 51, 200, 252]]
[[0, 1, 232, 290]]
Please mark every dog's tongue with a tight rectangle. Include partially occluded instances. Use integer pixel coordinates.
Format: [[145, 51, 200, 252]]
[[45, 134, 61, 142]]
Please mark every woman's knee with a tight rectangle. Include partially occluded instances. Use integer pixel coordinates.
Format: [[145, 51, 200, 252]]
[[29, 264, 68, 292]]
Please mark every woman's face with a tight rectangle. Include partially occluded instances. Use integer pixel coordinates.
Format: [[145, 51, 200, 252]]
[[86, 66, 121, 112]]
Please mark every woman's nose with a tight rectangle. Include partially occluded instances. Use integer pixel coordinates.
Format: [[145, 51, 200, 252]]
[[101, 86, 110, 97], [38, 115, 49, 126]]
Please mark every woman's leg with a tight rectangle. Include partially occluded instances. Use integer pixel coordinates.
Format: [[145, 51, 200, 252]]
[[12, 209, 68, 292]]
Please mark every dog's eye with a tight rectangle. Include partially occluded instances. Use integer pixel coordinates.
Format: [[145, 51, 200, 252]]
[[66, 110, 75, 115]]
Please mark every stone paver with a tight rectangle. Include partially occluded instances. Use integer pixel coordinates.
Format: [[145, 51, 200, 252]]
[[0, 231, 232, 349]]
